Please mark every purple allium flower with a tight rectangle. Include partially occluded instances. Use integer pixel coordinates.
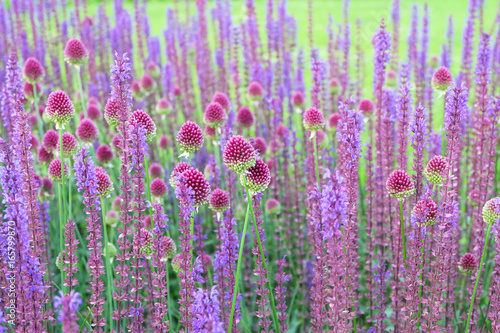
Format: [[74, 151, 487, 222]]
[[358, 98, 375, 116], [22, 57, 45, 83], [45, 90, 75, 129], [265, 198, 281, 215], [37, 146, 54, 164], [209, 188, 230, 213], [412, 198, 438, 226], [212, 92, 230, 110], [250, 137, 267, 156], [105, 210, 119, 227], [170, 162, 194, 187], [87, 104, 101, 120], [482, 197, 500, 224], [204, 125, 216, 138], [386, 169, 415, 201], [141, 73, 156, 93], [292, 91, 305, 108], [276, 124, 289, 138], [236, 106, 254, 128], [149, 162, 163, 178], [468, 189, 481, 206], [181, 168, 211, 206], [328, 113, 341, 130], [138, 228, 154, 258], [159, 135, 168, 149], [268, 139, 282, 154], [146, 61, 160, 78], [150, 177, 168, 201], [303, 106, 325, 132], [223, 135, 257, 174], [160, 237, 177, 261], [40, 177, 54, 197], [64, 38, 89, 66], [329, 77, 341, 94], [95, 166, 113, 197], [171, 253, 184, 274], [76, 118, 98, 143], [111, 133, 123, 151], [96, 144, 114, 164], [104, 98, 120, 127], [458, 253, 477, 274], [244, 158, 271, 194], [156, 98, 171, 114], [203, 102, 227, 128], [177, 121, 204, 157], [23, 82, 42, 102], [43, 129, 59, 152], [130, 109, 157, 142], [431, 66, 453, 92], [247, 81, 264, 101], [53, 290, 82, 332], [423, 155, 449, 185], [386, 69, 398, 87], [48, 158, 69, 182], [57, 132, 79, 158]]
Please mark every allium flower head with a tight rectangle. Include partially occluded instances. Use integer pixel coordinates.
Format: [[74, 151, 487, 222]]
[[96, 144, 114, 164], [43, 129, 59, 152], [170, 162, 194, 187], [57, 132, 79, 158], [243, 158, 271, 194], [269, 139, 282, 154], [482, 197, 500, 224], [412, 198, 438, 226], [104, 98, 120, 127], [181, 168, 211, 206], [236, 107, 254, 128], [141, 73, 156, 93], [386, 70, 398, 87], [130, 109, 156, 142], [432, 66, 453, 92], [46, 90, 75, 128], [56, 253, 63, 271], [161, 237, 177, 261], [386, 169, 415, 201], [156, 98, 171, 114], [105, 243, 118, 263], [250, 137, 267, 156], [276, 124, 289, 138], [38, 146, 54, 164], [204, 125, 216, 138], [145, 61, 160, 78], [209, 189, 230, 213], [429, 54, 439, 68], [468, 189, 481, 206], [329, 77, 340, 94], [177, 121, 204, 157], [87, 104, 101, 120], [139, 228, 154, 258], [203, 102, 227, 128], [200, 254, 213, 269], [358, 99, 375, 115], [172, 253, 184, 273], [247, 81, 264, 102], [130, 81, 142, 99], [149, 162, 163, 178], [111, 133, 123, 151], [76, 119, 98, 143], [105, 210, 119, 227], [23, 57, 45, 83], [303, 106, 325, 133], [423, 155, 449, 185], [40, 177, 54, 198], [88, 96, 99, 106], [458, 253, 477, 274], [159, 135, 168, 149], [150, 178, 168, 201], [48, 159, 69, 182], [95, 167, 114, 197], [212, 92, 230, 110], [64, 38, 89, 66], [223, 135, 257, 174], [23, 82, 42, 102], [173, 86, 182, 97], [292, 91, 305, 108], [265, 198, 281, 215]]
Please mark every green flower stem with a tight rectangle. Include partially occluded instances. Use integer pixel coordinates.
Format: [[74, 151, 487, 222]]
[[75, 66, 86, 116], [101, 197, 114, 332], [144, 155, 154, 228], [313, 134, 320, 188], [57, 182, 65, 294], [33, 83, 43, 136], [400, 201, 407, 270], [418, 236, 426, 329], [228, 195, 252, 333], [465, 223, 492, 332], [59, 127, 67, 294]]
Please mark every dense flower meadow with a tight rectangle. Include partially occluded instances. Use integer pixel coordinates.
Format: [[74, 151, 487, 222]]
[[0, 0, 500, 332]]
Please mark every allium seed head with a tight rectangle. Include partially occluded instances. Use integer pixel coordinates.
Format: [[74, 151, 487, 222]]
[[482, 197, 500, 224], [250, 137, 267, 156], [48, 159, 69, 182], [40, 177, 54, 198], [458, 253, 477, 274], [177, 121, 204, 156], [145, 61, 161, 78], [88, 96, 99, 106], [96, 144, 114, 164], [105, 210, 119, 227], [46, 90, 75, 128], [23, 57, 45, 83], [316, 130, 326, 145], [429, 54, 439, 68], [172, 253, 184, 273], [95, 167, 114, 197], [203, 102, 227, 128], [104, 98, 120, 127], [200, 254, 213, 269], [211, 92, 230, 110], [150, 178, 168, 201], [181, 168, 211, 206], [209, 189, 230, 213], [76, 119, 99, 143], [170, 162, 194, 187], [139, 228, 154, 258], [412, 198, 439, 226], [386, 169, 415, 201], [204, 125, 216, 138], [358, 99, 375, 115], [236, 107, 254, 128], [149, 162, 164, 178], [105, 243, 118, 263], [468, 189, 481, 206], [87, 104, 101, 120], [247, 81, 264, 102], [57, 132, 79, 158], [432, 66, 453, 92], [292, 91, 305, 108], [244, 158, 271, 194], [64, 38, 89, 66], [303, 106, 325, 132], [43, 130, 59, 152], [141, 73, 156, 93], [130, 109, 157, 142], [173, 86, 182, 97], [276, 124, 288, 138], [23, 82, 42, 101], [424, 155, 449, 185], [223, 135, 257, 174], [131, 80, 142, 99], [156, 98, 171, 114], [161, 237, 177, 261], [268, 139, 282, 154], [37, 146, 54, 165], [265, 198, 281, 215]]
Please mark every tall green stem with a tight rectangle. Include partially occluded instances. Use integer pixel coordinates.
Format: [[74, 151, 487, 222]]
[[57, 182, 65, 293], [400, 201, 407, 270], [59, 128, 67, 294], [75, 66, 86, 117], [101, 198, 114, 332], [144, 155, 154, 228], [313, 134, 320, 188], [418, 237, 426, 328], [465, 224, 492, 332], [33, 84, 43, 136]]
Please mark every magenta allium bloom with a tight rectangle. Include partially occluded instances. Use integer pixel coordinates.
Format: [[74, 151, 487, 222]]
[[468, 189, 481, 206], [38, 146, 55, 164], [265, 198, 281, 215], [23, 82, 42, 101], [76, 119, 98, 143], [177, 121, 204, 156], [105, 210, 118, 227], [212, 92, 230, 110], [316, 130, 326, 145], [96, 144, 114, 164], [247, 81, 264, 102], [251, 137, 267, 155], [22, 57, 45, 83], [149, 162, 163, 178], [423, 155, 449, 185], [27, 114, 38, 128], [204, 125, 216, 138], [244, 158, 271, 194], [269, 139, 282, 154], [276, 124, 289, 138], [145, 60, 160, 78], [57, 132, 79, 158], [329, 77, 341, 94], [303, 106, 325, 132], [111, 133, 123, 151], [45, 90, 75, 128], [203, 102, 227, 128], [28, 133, 39, 152], [173, 86, 182, 97], [236, 106, 254, 128], [171, 253, 183, 273], [386, 169, 415, 200], [64, 38, 89, 66], [160, 237, 177, 260], [79, 112, 85, 121], [88, 96, 99, 106], [138, 228, 155, 258], [209, 188, 230, 213], [104, 98, 120, 127], [156, 98, 170, 114], [429, 54, 439, 68], [458, 253, 477, 274], [170, 162, 194, 187], [87, 104, 101, 120], [141, 73, 156, 93], [130, 109, 157, 142], [181, 168, 211, 206], [131, 81, 142, 99], [40, 177, 54, 197], [150, 178, 168, 200], [328, 113, 341, 130], [431, 66, 453, 92], [48, 158, 69, 182], [358, 98, 375, 115], [386, 69, 398, 87], [223, 135, 257, 174], [482, 197, 500, 224], [95, 166, 114, 197], [292, 91, 305, 108], [159, 135, 168, 149], [412, 198, 438, 226]]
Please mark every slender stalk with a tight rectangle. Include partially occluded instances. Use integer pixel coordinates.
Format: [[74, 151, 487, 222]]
[[59, 127, 67, 294], [400, 201, 407, 270], [213, 132, 224, 188], [418, 236, 426, 328], [313, 134, 320, 188], [57, 182, 65, 293], [101, 197, 114, 332], [33, 83, 43, 136], [75, 66, 86, 117], [144, 155, 154, 228], [465, 223, 492, 332]]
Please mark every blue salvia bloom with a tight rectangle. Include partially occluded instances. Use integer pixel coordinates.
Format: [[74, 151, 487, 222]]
[[192, 286, 224, 333], [337, 96, 365, 169], [373, 20, 391, 99]]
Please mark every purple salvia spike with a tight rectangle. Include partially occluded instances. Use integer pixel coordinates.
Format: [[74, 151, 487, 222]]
[[410, 103, 428, 203], [396, 82, 413, 170], [391, 0, 400, 71], [275, 258, 290, 332], [62, 218, 79, 291]]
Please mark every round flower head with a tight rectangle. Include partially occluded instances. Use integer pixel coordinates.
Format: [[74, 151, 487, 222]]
[[200, 253, 213, 269], [56, 253, 63, 271], [37, 146, 54, 165], [173, 86, 182, 97], [104, 98, 120, 127], [46, 90, 75, 129], [159, 135, 168, 149], [79, 112, 85, 121], [48, 159, 69, 182], [149, 162, 164, 178], [468, 189, 481, 206], [247, 81, 264, 102], [88, 96, 99, 106], [171, 253, 184, 273], [386, 169, 415, 201], [146, 61, 161, 78], [161, 237, 177, 261], [105, 210, 119, 227], [130, 110, 157, 142], [141, 73, 156, 93], [386, 70, 398, 87], [43, 130, 59, 152], [458, 253, 477, 274], [292, 91, 305, 108], [57, 132, 79, 158], [156, 98, 171, 115], [276, 124, 288, 138], [96, 144, 114, 164], [412, 198, 438, 226], [223, 135, 257, 174], [432, 66, 453, 92], [181, 168, 211, 206], [358, 99, 375, 116], [105, 243, 118, 263], [76, 119, 98, 143], [177, 121, 204, 157], [112, 197, 122, 211], [203, 102, 227, 128], [204, 125, 216, 138], [143, 215, 152, 229], [482, 197, 500, 224], [236, 107, 254, 128], [250, 137, 267, 156], [64, 38, 89, 66], [429, 54, 439, 68], [95, 167, 114, 197], [112, 133, 123, 151], [265, 198, 281, 215], [40, 177, 54, 198], [87, 104, 101, 120], [27, 114, 38, 128], [139, 228, 154, 258], [243, 158, 271, 194], [268, 139, 282, 154], [329, 77, 340, 94], [303, 107, 325, 133], [131, 80, 142, 99], [316, 130, 326, 146], [170, 162, 193, 187], [29, 133, 39, 152], [212, 92, 230, 111], [424, 155, 449, 185], [209, 189, 230, 214], [23, 57, 45, 83], [150, 178, 168, 201], [23, 82, 42, 102]]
